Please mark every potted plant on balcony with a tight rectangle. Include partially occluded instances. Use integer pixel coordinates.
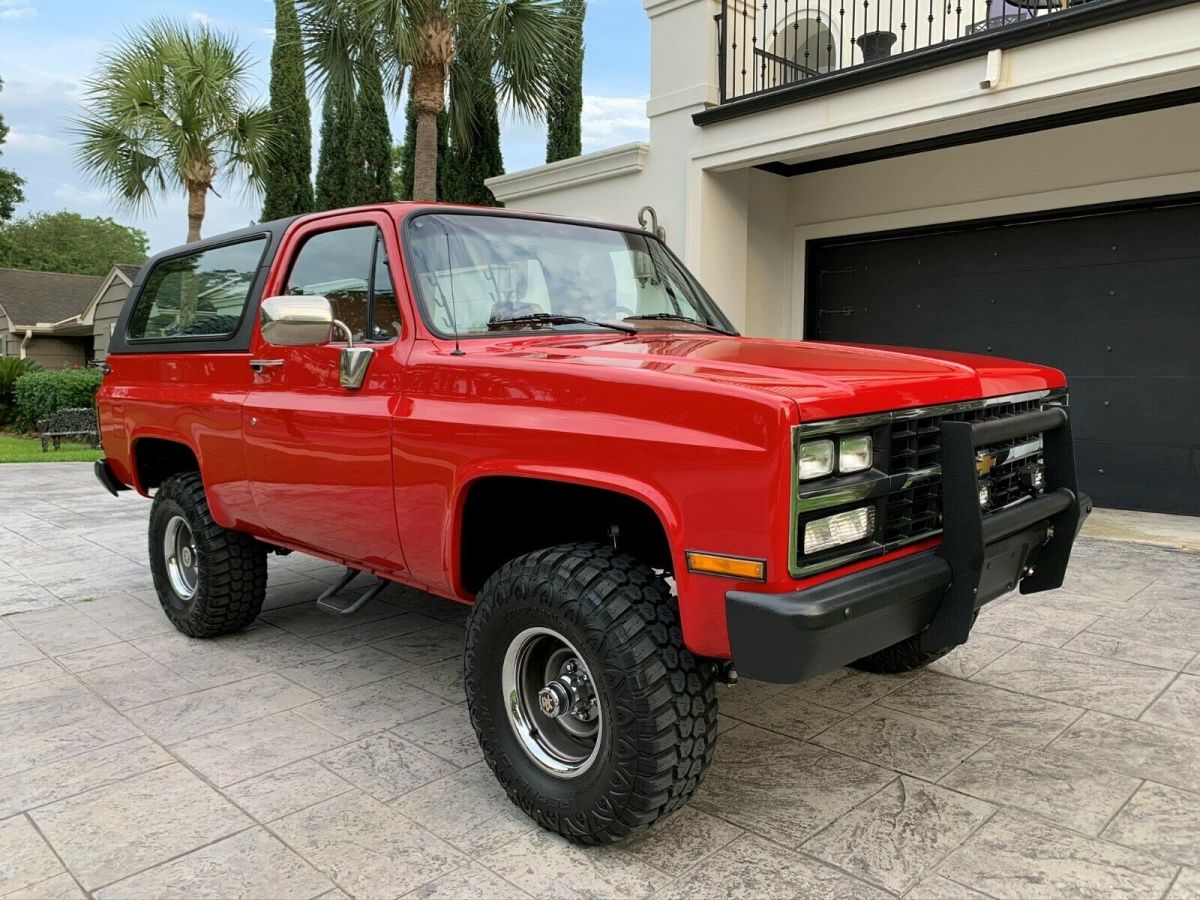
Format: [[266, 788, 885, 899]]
[[855, 30, 897, 62]]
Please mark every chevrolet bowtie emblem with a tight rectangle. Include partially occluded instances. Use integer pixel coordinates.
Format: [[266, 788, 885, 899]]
[[976, 452, 997, 476]]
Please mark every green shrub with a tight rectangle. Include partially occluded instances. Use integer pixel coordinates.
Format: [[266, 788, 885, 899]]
[[12, 368, 103, 430], [0, 357, 42, 426]]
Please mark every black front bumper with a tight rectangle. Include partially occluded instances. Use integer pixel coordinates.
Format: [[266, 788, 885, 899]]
[[727, 404, 1091, 683]]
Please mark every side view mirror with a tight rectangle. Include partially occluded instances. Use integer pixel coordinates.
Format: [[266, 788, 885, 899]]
[[258, 294, 375, 390], [260, 295, 334, 347]]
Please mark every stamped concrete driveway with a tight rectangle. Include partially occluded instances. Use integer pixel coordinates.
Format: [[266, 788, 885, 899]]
[[2, 463, 1199, 900]]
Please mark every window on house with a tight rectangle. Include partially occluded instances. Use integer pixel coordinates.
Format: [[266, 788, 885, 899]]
[[285, 226, 401, 343], [128, 237, 268, 341]]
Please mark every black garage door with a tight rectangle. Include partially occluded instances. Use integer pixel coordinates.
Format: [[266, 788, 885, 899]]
[[808, 196, 1200, 515]]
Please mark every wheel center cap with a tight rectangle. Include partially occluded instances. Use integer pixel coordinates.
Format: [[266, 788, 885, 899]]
[[181, 547, 193, 567], [538, 682, 570, 718]]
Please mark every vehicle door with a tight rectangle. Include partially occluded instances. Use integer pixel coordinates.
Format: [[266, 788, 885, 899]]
[[243, 212, 409, 574]]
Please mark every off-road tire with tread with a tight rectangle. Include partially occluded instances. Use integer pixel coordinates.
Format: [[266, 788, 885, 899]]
[[149, 472, 267, 637], [464, 542, 718, 845]]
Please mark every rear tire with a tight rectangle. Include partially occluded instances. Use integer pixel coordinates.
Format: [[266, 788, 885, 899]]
[[148, 472, 267, 637], [464, 543, 718, 845]]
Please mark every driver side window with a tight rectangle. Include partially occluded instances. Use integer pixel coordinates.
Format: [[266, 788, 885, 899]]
[[286, 225, 401, 342]]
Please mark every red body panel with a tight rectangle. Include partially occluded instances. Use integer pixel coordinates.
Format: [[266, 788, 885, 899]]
[[97, 203, 1067, 659]]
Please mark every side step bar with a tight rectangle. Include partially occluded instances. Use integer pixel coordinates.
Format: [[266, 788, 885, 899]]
[[317, 567, 390, 616]]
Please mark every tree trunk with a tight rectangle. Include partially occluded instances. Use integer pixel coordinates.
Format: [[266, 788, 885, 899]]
[[186, 181, 207, 243], [412, 64, 445, 202]]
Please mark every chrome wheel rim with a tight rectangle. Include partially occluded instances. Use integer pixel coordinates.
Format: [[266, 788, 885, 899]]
[[501, 626, 603, 778], [164, 515, 199, 600]]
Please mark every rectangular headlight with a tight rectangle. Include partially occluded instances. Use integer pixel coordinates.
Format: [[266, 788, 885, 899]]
[[804, 506, 876, 554], [797, 439, 835, 480], [839, 435, 873, 473]]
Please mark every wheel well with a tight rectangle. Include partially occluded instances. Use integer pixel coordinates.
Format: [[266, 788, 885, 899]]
[[460, 477, 673, 593], [133, 438, 200, 491]]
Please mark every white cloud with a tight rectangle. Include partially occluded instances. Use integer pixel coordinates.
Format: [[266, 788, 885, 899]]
[[580, 96, 648, 152], [189, 10, 211, 27], [52, 182, 110, 205], [0, 2, 36, 22], [1, 77, 82, 112], [6, 131, 66, 153]]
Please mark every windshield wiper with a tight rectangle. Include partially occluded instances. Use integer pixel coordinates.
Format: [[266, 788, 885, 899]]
[[487, 313, 636, 334], [623, 313, 736, 335]]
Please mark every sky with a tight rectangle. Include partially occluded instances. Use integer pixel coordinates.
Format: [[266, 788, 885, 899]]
[[0, 0, 651, 253]]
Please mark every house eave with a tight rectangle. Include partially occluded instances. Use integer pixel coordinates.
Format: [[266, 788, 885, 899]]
[[487, 142, 651, 204]]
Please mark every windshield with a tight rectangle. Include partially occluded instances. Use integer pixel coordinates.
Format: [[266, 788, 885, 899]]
[[405, 213, 734, 337]]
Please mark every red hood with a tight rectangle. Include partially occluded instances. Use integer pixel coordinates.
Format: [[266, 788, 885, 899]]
[[478, 333, 1065, 420]]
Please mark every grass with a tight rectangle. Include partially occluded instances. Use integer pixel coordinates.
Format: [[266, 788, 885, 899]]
[[0, 432, 103, 463]]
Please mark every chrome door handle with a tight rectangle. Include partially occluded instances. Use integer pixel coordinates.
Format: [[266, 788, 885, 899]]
[[249, 359, 284, 371]]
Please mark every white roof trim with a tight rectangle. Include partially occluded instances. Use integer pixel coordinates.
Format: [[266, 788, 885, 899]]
[[80, 265, 135, 327], [486, 142, 650, 204]]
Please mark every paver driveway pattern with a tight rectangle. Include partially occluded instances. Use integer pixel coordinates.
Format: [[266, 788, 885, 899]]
[[1, 462, 1199, 899]]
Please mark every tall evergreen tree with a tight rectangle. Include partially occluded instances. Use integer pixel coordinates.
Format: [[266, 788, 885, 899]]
[[314, 80, 355, 210], [0, 77, 25, 221], [442, 47, 503, 206], [345, 48, 393, 204], [394, 92, 446, 201], [545, 0, 584, 163], [303, 0, 578, 202], [262, 0, 314, 219]]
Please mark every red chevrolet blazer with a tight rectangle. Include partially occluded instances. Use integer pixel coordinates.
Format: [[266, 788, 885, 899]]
[[94, 202, 1090, 843]]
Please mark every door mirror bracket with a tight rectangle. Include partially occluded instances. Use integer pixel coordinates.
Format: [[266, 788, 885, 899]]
[[332, 318, 356, 347], [340, 346, 374, 390]]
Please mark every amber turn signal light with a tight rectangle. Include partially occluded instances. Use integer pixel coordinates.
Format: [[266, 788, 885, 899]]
[[685, 551, 766, 581]]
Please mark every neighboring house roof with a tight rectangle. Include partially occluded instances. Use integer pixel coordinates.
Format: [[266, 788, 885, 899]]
[[80, 264, 141, 327], [0, 268, 106, 328], [115, 264, 142, 283]]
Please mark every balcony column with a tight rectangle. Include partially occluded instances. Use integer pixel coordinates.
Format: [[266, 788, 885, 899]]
[[686, 165, 751, 330]]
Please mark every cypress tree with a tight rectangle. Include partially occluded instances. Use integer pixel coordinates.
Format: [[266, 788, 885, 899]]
[[261, 0, 313, 219], [346, 49, 393, 204], [544, 0, 584, 163], [394, 92, 447, 201], [442, 48, 504, 206], [315, 80, 355, 210]]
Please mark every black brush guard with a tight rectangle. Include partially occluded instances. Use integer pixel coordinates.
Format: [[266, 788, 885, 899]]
[[726, 403, 1091, 682], [921, 404, 1090, 649]]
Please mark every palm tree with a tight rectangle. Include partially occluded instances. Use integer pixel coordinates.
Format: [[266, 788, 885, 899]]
[[73, 20, 277, 243], [302, 0, 578, 203]]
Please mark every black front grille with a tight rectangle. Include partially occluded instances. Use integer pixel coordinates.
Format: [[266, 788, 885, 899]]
[[884, 397, 1047, 544]]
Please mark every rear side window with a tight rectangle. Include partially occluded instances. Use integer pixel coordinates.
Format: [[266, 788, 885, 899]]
[[127, 238, 268, 341]]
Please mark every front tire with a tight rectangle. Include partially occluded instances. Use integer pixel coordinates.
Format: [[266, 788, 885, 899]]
[[149, 473, 267, 637], [465, 543, 718, 845]]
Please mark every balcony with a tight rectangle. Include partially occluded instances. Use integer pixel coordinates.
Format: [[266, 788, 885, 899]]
[[705, 0, 1188, 119]]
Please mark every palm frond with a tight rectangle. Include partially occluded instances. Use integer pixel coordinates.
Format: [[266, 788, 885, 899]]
[[486, 0, 579, 115], [70, 15, 277, 223]]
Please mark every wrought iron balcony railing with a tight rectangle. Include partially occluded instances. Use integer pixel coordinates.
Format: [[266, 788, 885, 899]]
[[716, 0, 1093, 103]]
